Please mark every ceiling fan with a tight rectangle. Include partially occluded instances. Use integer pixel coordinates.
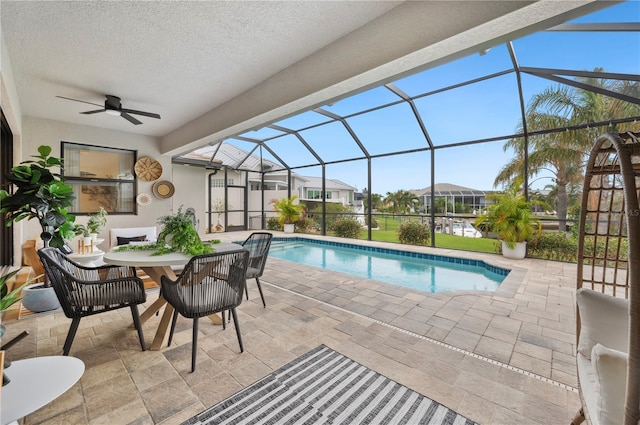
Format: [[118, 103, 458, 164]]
[[56, 95, 161, 125]]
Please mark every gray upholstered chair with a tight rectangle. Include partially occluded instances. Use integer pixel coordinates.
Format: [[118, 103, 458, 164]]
[[241, 232, 273, 307], [162, 249, 249, 372], [38, 247, 147, 355]]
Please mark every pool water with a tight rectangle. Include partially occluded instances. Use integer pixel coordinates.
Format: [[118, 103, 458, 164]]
[[267, 238, 508, 293]]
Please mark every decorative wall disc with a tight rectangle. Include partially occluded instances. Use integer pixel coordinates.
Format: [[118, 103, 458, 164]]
[[152, 180, 175, 199], [136, 192, 152, 206], [134, 157, 162, 181]]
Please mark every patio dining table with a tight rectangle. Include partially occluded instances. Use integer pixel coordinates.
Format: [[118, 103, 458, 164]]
[[103, 242, 244, 350]]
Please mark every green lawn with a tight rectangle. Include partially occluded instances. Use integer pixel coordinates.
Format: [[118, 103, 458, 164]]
[[357, 228, 498, 254]]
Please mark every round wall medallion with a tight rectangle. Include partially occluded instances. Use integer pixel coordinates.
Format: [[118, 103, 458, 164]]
[[134, 157, 162, 181], [152, 180, 175, 199], [136, 192, 152, 206]]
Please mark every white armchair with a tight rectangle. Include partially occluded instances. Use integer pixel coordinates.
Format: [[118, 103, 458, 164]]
[[576, 288, 629, 425]]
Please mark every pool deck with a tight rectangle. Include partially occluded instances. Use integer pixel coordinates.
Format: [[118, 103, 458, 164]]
[[3, 231, 580, 424]]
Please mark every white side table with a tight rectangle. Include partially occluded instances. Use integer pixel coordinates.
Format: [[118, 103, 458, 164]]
[[68, 249, 105, 267], [1, 356, 84, 425]]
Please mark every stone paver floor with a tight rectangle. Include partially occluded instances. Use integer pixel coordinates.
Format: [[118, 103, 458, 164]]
[[3, 232, 581, 424]]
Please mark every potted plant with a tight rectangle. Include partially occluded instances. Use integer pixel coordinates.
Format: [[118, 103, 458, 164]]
[[114, 206, 218, 256], [0, 145, 76, 312], [86, 207, 107, 241], [1, 269, 33, 320], [475, 179, 541, 259], [212, 198, 228, 232], [72, 224, 93, 251], [271, 195, 304, 233]]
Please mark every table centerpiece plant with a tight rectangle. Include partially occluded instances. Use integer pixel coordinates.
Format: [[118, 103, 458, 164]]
[[114, 206, 220, 256]]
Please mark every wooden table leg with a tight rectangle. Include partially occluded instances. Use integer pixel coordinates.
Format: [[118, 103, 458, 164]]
[[138, 266, 222, 350], [150, 303, 175, 350], [208, 313, 223, 325], [137, 295, 168, 325]]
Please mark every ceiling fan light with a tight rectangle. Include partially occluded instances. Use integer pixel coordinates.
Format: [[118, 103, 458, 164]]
[[105, 109, 121, 117]]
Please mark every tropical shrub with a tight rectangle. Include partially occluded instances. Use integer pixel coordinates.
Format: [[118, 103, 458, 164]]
[[332, 217, 361, 239], [266, 216, 282, 231], [527, 232, 578, 262], [475, 179, 541, 248], [294, 217, 313, 233], [365, 216, 378, 228], [306, 202, 353, 231], [398, 221, 430, 245], [583, 235, 629, 264], [271, 195, 304, 225]]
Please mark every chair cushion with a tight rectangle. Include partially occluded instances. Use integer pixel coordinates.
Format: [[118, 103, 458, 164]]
[[591, 343, 627, 425], [245, 266, 260, 279], [117, 235, 146, 246], [576, 288, 629, 359]]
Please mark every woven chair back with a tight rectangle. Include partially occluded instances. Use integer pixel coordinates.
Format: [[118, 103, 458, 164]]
[[161, 249, 249, 319], [577, 131, 640, 425]]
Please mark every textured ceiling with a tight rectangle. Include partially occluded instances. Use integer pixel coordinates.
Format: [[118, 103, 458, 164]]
[[1, 1, 608, 154], [1, 1, 400, 136]]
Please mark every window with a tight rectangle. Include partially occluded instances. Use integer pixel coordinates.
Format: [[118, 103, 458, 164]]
[[308, 190, 321, 199], [211, 178, 234, 187], [62, 142, 136, 214], [308, 190, 334, 200]]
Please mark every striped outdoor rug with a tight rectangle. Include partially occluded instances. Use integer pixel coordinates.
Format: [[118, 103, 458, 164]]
[[182, 345, 477, 425]]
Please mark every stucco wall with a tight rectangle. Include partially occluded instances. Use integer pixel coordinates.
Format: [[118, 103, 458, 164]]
[[21, 116, 172, 249]]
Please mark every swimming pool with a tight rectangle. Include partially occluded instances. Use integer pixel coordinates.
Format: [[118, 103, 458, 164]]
[[267, 238, 509, 293]]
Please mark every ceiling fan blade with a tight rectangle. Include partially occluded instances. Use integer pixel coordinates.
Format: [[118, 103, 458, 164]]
[[121, 108, 161, 119], [121, 112, 142, 125], [56, 96, 103, 108], [80, 109, 106, 114]]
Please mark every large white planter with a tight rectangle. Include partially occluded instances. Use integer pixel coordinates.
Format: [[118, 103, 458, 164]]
[[21, 283, 61, 313], [501, 241, 527, 260], [283, 223, 295, 234]]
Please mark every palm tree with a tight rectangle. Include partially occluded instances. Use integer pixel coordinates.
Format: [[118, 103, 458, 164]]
[[361, 189, 384, 212], [496, 70, 640, 231], [384, 190, 420, 214]]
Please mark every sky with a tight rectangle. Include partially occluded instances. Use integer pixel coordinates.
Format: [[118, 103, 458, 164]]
[[236, 1, 640, 195]]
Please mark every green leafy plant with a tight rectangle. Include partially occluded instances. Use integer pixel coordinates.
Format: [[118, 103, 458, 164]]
[[398, 221, 430, 245], [306, 202, 352, 231], [87, 207, 108, 234], [271, 195, 304, 225], [332, 217, 362, 239], [475, 179, 541, 249], [294, 217, 313, 233], [116, 206, 219, 256], [73, 224, 90, 238], [266, 217, 282, 231], [0, 145, 77, 252], [527, 232, 578, 262], [1, 268, 41, 313]]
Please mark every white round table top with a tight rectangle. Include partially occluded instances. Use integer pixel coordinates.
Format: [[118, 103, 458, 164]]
[[68, 250, 104, 260], [1, 356, 84, 425], [103, 242, 243, 267]]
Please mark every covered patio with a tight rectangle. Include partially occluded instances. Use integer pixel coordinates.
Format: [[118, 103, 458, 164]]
[[4, 232, 579, 424], [1, 2, 638, 424]]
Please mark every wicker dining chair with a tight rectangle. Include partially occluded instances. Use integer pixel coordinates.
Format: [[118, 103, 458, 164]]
[[162, 249, 249, 372], [37, 247, 147, 355], [241, 232, 273, 307]]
